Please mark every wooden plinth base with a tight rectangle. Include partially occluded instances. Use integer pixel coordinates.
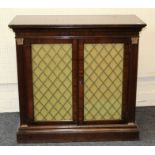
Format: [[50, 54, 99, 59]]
[[17, 123, 139, 143]]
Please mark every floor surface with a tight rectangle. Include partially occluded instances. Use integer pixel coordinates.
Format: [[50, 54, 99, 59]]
[[0, 106, 155, 145]]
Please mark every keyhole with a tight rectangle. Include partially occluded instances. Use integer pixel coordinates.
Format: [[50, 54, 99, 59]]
[[79, 79, 83, 85]]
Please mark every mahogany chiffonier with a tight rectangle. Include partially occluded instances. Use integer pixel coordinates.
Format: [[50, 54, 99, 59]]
[[9, 15, 146, 143]]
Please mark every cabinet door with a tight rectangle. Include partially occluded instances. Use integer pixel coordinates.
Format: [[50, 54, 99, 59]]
[[23, 39, 78, 124], [78, 38, 130, 124]]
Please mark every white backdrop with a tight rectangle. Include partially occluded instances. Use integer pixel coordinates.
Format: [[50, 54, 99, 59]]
[[0, 8, 155, 112]]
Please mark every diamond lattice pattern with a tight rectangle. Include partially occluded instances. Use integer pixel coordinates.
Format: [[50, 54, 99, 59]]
[[32, 44, 72, 121], [84, 43, 124, 120]]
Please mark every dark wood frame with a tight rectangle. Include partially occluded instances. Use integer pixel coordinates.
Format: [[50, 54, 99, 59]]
[[9, 15, 146, 142], [20, 37, 131, 126], [78, 38, 130, 125], [22, 38, 79, 125]]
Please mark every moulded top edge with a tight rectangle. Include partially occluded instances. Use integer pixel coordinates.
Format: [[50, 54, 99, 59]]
[[9, 15, 147, 29]]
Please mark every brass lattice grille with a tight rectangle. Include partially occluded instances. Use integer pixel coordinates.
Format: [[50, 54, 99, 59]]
[[32, 44, 72, 121], [84, 43, 124, 120]]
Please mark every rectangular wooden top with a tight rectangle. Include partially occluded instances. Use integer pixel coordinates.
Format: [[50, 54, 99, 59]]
[[9, 15, 146, 29]]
